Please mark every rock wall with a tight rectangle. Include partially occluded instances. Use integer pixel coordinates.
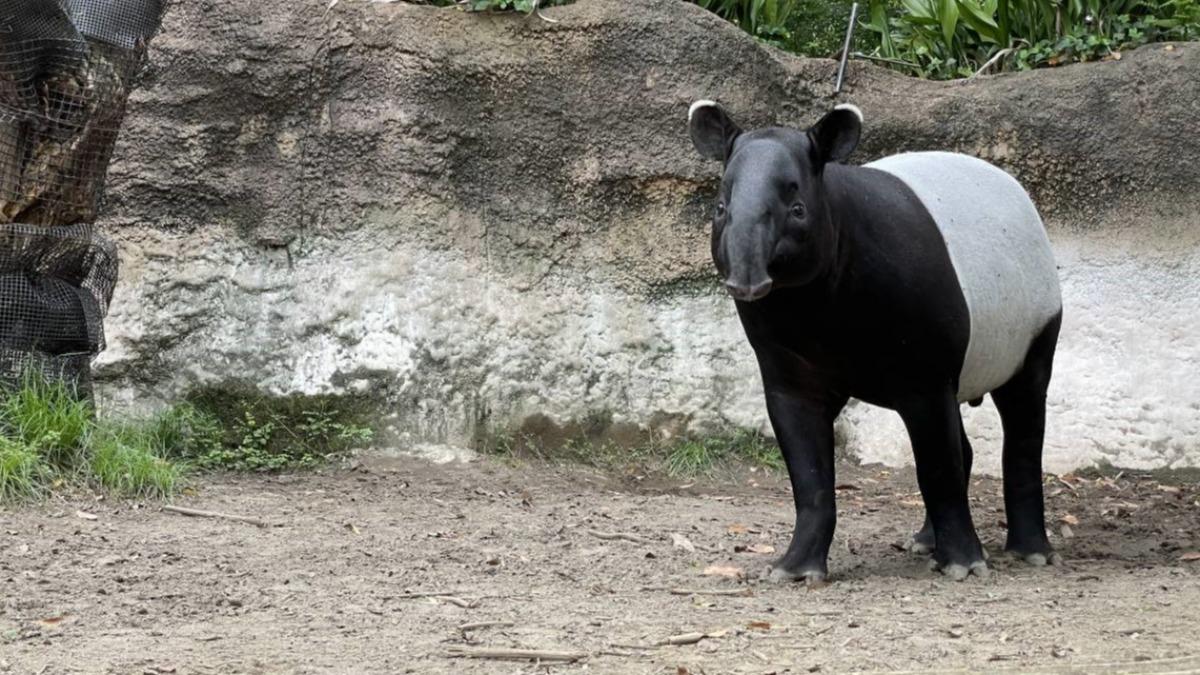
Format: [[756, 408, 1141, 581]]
[[95, 0, 1200, 473]]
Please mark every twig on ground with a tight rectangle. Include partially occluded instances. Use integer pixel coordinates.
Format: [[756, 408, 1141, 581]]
[[657, 632, 708, 646], [640, 586, 753, 597], [436, 596, 477, 609], [390, 590, 472, 599], [444, 647, 588, 662], [610, 642, 659, 651], [458, 620, 513, 631], [163, 505, 274, 528], [587, 529, 656, 546]]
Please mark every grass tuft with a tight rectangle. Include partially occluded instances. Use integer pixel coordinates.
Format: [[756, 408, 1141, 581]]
[[88, 423, 183, 498], [0, 436, 46, 502], [0, 373, 91, 468]]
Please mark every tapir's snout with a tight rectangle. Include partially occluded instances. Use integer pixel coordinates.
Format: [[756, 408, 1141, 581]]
[[724, 278, 774, 302]]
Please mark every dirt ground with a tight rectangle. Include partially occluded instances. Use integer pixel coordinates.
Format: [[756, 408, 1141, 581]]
[[3, 454, 1200, 675]]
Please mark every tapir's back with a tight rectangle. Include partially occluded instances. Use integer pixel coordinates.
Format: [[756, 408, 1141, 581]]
[[866, 151, 1062, 402]]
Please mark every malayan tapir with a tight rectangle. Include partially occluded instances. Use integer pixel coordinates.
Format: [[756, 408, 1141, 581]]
[[688, 101, 1062, 582]]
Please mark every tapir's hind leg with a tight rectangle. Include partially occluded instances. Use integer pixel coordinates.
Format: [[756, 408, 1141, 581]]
[[992, 313, 1062, 566], [906, 418, 973, 555], [900, 388, 987, 580]]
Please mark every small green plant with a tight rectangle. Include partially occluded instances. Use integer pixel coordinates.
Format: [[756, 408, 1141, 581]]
[[88, 424, 182, 498], [168, 390, 375, 472], [0, 436, 46, 502]]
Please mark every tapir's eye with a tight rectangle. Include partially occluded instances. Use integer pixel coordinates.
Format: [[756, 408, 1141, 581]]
[[790, 202, 807, 219], [715, 201, 727, 219]]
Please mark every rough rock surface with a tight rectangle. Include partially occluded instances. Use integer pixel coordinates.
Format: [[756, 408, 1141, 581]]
[[96, 0, 1200, 472]]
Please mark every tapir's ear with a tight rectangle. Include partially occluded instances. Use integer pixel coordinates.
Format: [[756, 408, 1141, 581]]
[[808, 103, 862, 165], [688, 100, 741, 162]]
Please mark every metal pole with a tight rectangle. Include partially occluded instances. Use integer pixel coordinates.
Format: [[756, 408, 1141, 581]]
[[835, 2, 860, 95]]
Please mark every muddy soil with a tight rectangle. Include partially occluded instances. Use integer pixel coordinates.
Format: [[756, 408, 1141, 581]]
[[3, 455, 1200, 674]]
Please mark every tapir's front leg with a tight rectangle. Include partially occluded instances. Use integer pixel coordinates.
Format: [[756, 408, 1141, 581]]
[[761, 380, 848, 585]]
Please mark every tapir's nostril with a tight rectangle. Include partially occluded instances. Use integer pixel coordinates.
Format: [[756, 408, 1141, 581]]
[[724, 278, 774, 302]]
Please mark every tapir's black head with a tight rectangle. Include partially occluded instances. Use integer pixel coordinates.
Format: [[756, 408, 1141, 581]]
[[688, 101, 862, 302]]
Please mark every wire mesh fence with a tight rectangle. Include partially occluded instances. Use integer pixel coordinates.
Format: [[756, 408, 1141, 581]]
[[0, 0, 165, 394]]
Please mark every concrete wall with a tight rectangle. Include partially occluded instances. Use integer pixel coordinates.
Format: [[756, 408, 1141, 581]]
[[94, 0, 1200, 473]]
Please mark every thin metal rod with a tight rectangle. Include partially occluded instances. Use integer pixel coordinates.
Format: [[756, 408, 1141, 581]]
[[835, 2, 860, 95]]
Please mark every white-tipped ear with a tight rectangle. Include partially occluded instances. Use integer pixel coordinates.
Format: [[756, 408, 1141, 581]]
[[809, 105, 862, 165], [688, 99, 718, 123], [688, 100, 741, 162], [833, 103, 863, 124]]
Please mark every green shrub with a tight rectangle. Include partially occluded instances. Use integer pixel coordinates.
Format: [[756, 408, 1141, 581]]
[[167, 391, 374, 472], [691, 0, 801, 45], [863, 0, 1200, 78], [787, 0, 870, 56]]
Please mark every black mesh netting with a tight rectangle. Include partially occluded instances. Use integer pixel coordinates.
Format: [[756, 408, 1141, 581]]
[[0, 0, 164, 393]]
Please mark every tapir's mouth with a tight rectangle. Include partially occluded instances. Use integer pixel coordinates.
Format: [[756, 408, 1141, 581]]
[[724, 278, 773, 302]]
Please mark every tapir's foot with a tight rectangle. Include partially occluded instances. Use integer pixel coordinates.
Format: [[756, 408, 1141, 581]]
[[904, 526, 936, 555], [928, 538, 990, 581], [928, 557, 990, 580], [765, 566, 827, 586], [1005, 543, 1063, 567], [763, 558, 828, 586]]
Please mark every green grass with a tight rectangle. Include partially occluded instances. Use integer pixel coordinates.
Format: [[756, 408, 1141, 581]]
[[88, 423, 183, 498], [0, 436, 46, 502], [0, 373, 91, 469], [0, 373, 376, 504], [479, 426, 784, 477], [665, 431, 784, 476]]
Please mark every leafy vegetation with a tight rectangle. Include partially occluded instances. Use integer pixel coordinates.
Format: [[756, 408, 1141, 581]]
[[862, 0, 1200, 78], [691, 0, 1199, 79], [691, 0, 803, 45], [171, 390, 374, 472], [0, 374, 375, 504], [0, 373, 182, 501], [788, 0, 872, 55]]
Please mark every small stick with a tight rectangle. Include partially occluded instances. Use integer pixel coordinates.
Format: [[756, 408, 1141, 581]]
[[459, 620, 514, 631], [968, 47, 1014, 79], [390, 590, 472, 600], [445, 647, 587, 662], [640, 586, 752, 597], [657, 632, 707, 646], [163, 505, 274, 528], [436, 596, 477, 609], [531, 0, 559, 23], [587, 529, 656, 546]]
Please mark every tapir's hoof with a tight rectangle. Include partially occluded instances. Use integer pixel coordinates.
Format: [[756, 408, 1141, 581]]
[[1018, 551, 1063, 567], [765, 565, 827, 586], [929, 558, 989, 581], [903, 535, 934, 555]]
